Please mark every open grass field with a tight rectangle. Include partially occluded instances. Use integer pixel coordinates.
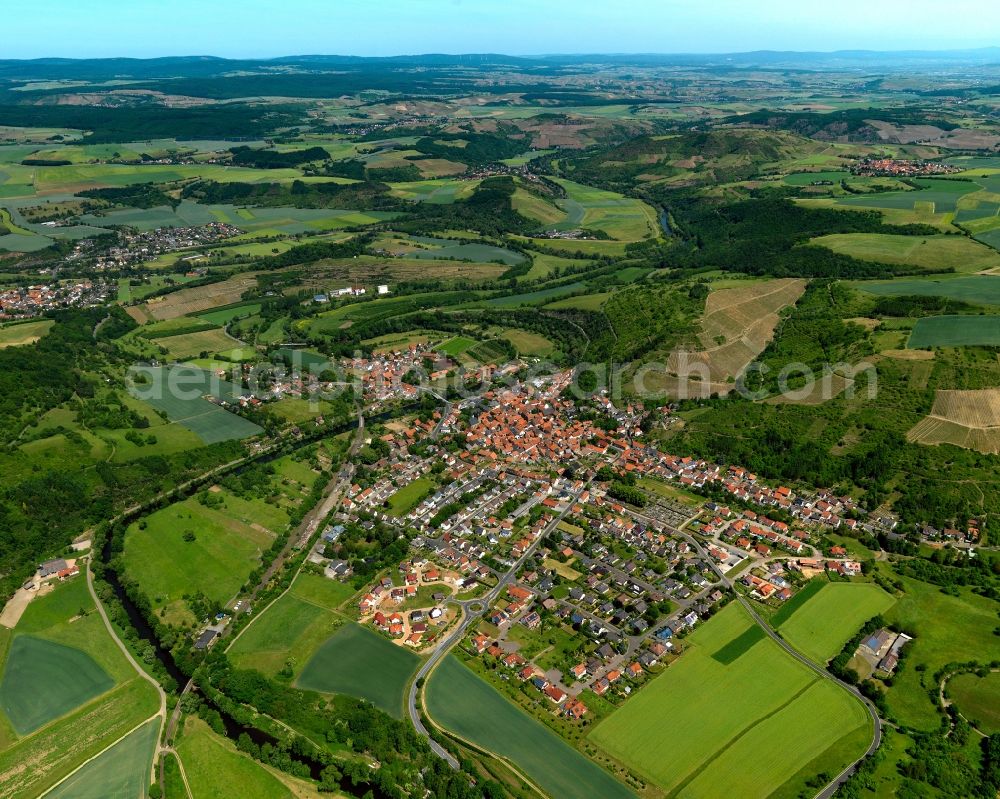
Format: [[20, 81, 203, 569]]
[[814, 233, 1000, 273], [524, 252, 594, 281], [0, 576, 146, 742], [196, 302, 262, 326], [229, 573, 354, 677], [855, 275, 1000, 306], [0, 637, 114, 735], [775, 582, 897, 664], [512, 189, 567, 226], [176, 716, 293, 799], [500, 328, 556, 357], [385, 477, 435, 516], [427, 655, 634, 799], [907, 314, 1000, 348], [0, 319, 53, 348], [128, 365, 263, 444], [44, 718, 159, 799], [296, 623, 418, 718], [0, 678, 159, 799], [511, 236, 631, 257], [153, 328, 239, 360], [947, 672, 1000, 734], [552, 178, 659, 241], [388, 177, 480, 204], [123, 492, 279, 625], [437, 335, 478, 357], [907, 388, 1000, 454], [137, 273, 259, 321], [588, 602, 870, 799], [880, 566, 1000, 730]]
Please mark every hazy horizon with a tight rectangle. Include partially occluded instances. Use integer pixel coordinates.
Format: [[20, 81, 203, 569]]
[[4, 0, 999, 60]]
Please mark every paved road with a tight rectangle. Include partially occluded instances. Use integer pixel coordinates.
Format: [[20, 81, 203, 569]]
[[629, 509, 882, 799], [406, 480, 593, 769]]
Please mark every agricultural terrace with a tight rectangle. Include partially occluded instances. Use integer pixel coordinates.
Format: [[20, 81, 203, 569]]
[[658, 278, 806, 393], [426, 656, 633, 799], [228, 572, 355, 677], [812, 233, 1000, 273], [908, 315, 1000, 348], [855, 275, 1000, 306], [296, 623, 419, 718], [175, 716, 296, 799], [44, 718, 159, 799], [907, 388, 1000, 455], [552, 178, 660, 241], [774, 582, 896, 664], [0, 578, 159, 799], [880, 567, 1000, 730], [947, 671, 1000, 734], [132, 273, 259, 322], [500, 328, 556, 357], [589, 603, 870, 799], [122, 490, 285, 625]]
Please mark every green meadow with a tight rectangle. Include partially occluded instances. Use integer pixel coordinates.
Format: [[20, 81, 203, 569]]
[[45, 718, 159, 799], [228, 572, 354, 677], [296, 623, 419, 718], [123, 491, 282, 624], [775, 582, 896, 664]]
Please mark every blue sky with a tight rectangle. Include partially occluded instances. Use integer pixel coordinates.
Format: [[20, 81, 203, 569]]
[[5, 0, 999, 59]]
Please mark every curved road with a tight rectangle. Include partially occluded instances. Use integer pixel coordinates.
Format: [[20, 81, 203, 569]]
[[639, 514, 883, 799], [407, 478, 595, 770]]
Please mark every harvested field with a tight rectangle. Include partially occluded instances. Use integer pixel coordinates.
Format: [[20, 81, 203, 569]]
[[907, 388, 1000, 453], [138, 274, 259, 321]]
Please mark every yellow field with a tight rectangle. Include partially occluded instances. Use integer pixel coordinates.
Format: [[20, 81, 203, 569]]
[[0, 320, 53, 348], [908, 388, 1000, 453]]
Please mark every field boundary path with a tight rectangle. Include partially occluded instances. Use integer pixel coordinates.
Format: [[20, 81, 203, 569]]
[[37, 561, 169, 795]]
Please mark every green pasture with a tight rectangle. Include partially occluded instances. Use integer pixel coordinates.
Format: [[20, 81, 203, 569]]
[[176, 716, 292, 799], [855, 275, 1000, 306], [229, 572, 353, 677], [880, 566, 1000, 730], [386, 477, 436, 516], [947, 671, 1000, 734], [776, 582, 896, 664], [835, 178, 979, 214], [0, 319, 54, 348], [814, 233, 1000, 273], [123, 492, 279, 624], [485, 281, 586, 308], [552, 178, 659, 241], [296, 623, 418, 718]]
